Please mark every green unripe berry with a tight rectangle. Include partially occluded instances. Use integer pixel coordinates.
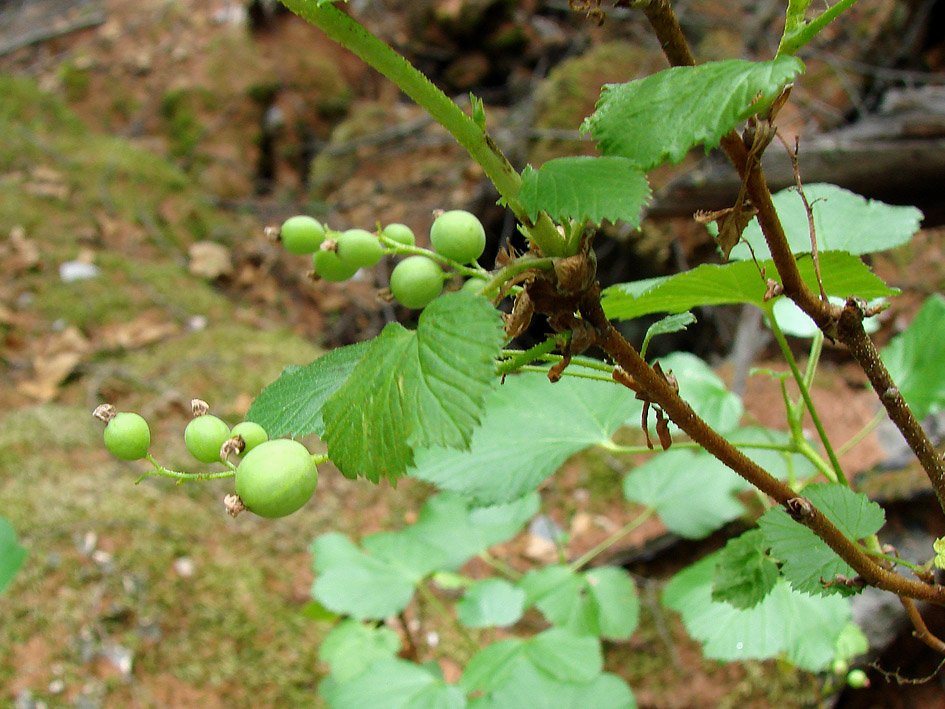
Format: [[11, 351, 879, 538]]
[[430, 209, 486, 264], [103, 412, 151, 461], [460, 276, 488, 295], [314, 248, 359, 282], [390, 256, 444, 309], [235, 439, 318, 518], [184, 414, 231, 464], [382, 223, 415, 247], [230, 421, 269, 455], [336, 228, 384, 268], [280, 215, 325, 255], [846, 669, 869, 689]]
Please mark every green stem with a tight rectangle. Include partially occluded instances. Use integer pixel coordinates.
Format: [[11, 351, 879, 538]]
[[280, 0, 568, 257], [836, 409, 885, 457], [569, 509, 654, 571], [859, 547, 927, 574], [767, 307, 848, 485], [416, 582, 479, 654], [477, 551, 522, 581], [518, 365, 614, 384], [137, 453, 235, 484], [377, 234, 489, 279], [479, 256, 556, 299], [497, 336, 563, 376], [600, 439, 806, 456], [777, 0, 861, 56]]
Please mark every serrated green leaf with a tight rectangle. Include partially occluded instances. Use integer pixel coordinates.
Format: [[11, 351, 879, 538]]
[[623, 450, 747, 539], [730, 184, 922, 261], [640, 312, 696, 359], [456, 579, 525, 628], [664, 552, 851, 671], [323, 292, 504, 482], [602, 251, 897, 321], [657, 352, 743, 432], [410, 372, 643, 504], [321, 657, 466, 709], [584, 57, 803, 170], [519, 565, 639, 640], [881, 295, 945, 419], [711, 530, 779, 609], [311, 532, 430, 620], [518, 157, 650, 227], [0, 517, 26, 594], [246, 340, 369, 438], [758, 483, 885, 596], [319, 619, 401, 682]]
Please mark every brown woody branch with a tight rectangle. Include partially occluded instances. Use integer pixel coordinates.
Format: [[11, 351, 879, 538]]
[[634, 0, 945, 518], [579, 289, 945, 606]]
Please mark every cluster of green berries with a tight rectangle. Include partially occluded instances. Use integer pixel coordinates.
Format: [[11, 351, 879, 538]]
[[277, 209, 488, 310], [93, 401, 318, 519]]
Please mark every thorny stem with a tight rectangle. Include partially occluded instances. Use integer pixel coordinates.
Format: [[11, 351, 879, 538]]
[[901, 597, 945, 655], [767, 307, 847, 484], [279, 0, 569, 257], [581, 289, 945, 607], [635, 0, 945, 520]]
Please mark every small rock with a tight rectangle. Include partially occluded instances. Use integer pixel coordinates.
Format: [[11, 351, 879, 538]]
[[58, 260, 100, 283], [173, 557, 195, 578]]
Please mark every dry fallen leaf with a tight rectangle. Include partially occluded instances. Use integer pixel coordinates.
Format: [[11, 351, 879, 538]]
[[17, 326, 91, 401], [188, 241, 233, 280], [97, 311, 178, 350]]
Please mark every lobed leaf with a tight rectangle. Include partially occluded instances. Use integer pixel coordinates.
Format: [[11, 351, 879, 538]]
[[323, 292, 504, 482], [711, 530, 780, 609], [318, 620, 401, 682], [583, 57, 804, 170], [602, 251, 897, 321], [518, 157, 650, 227], [758, 483, 885, 596], [881, 294, 945, 419], [623, 450, 748, 539], [664, 552, 852, 671], [410, 372, 643, 504], [519, 565, 639, 641], [246, 340, 370, 438], [321, 658, 467, 709], [457, 579, 526, 628], [729, 184, 922, 261]]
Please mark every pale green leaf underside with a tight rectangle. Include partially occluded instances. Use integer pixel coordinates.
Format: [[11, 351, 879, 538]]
[[519, 156, 651, 227], [664, 552, 851, 671], [759, 483, 885, 596], [318, 620, 401, 683], [323, 292, 504, 482], [602, 251, 897, 321], [622, 449, 748, 539], [410, 372, 643, 504], [321, 658, 466, 709], [881, 294, 945, 419], [246, 340, 370, 438], [457, 578, 526, 628], [584, 57, 804, 170], [730, 183, 923, 260]]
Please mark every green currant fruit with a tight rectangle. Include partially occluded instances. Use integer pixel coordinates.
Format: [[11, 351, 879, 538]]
[[103, 412, 151, 461], [235, 439, 318, 518], [230, 421, 269, 455], [337, 228, 384, 268], [314, 248, 359, 282], [184, 414, 231, 464], [382, 223, 415, 247], [430, 210, 486, 264], [460, 276, 488, 294], [280, 215, 325, 255], [846, 669, 869, 689], [390, 256, 444, 309]]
